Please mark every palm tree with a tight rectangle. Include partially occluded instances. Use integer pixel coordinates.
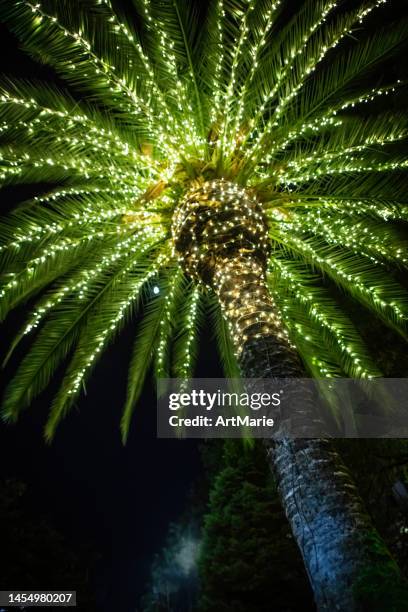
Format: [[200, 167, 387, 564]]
[[1, 0, 408, 608]]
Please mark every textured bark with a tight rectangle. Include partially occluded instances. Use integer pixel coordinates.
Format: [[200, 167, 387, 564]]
[[232, 268, 408, 612], [174, 180, 408, 611]]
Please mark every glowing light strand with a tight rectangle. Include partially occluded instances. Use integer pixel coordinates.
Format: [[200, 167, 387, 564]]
[[66, 254, 168, 397], [269, 258, 378, 377]]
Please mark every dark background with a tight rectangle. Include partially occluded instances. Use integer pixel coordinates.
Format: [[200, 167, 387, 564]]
[[1, 1, 408, 611]]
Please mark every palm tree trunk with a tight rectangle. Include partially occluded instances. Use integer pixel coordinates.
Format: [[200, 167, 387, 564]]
[[174, 179, 408, 610], [213, 254, 408, 612]]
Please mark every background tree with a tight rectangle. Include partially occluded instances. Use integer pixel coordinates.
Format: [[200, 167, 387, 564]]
[[198, 440, 315, 612], [140, 519, 201, 612], [198, 439, 408, 612], [1, 0, 408, 609], [139, 438, 408, 611]]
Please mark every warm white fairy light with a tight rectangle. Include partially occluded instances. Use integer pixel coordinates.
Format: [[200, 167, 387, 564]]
[[156, 269, 183, 378], [1, 0, 407, 425], [267, 81, 403, 158], [220, 0, 256, 151], [177, 286, 200, 378], [268, 258, 378, 378], [210, 0, 226, 123], [66, 254, 168, 397], [0, 116, 149, 172], [271, 0, 388, 123], [0, 148, 135, 184], [244, 0, 388, 165], [0, 185, 145, 252], [97, 0, 194, 152], [275, 228, 407, 323], [214, 256, 293, 355], [172, 179, 270, 281], [278, 157, 408, 186], [1, 226, 163, 318], [227, 0, 281, 153], [243, 0, 338, 149], [140, 0, 204, 150], [22, 1, 183, 161], [275, 118, 408, 181], [172, 179, 295, 355], [284, 210, 408, 266], [312, 198, 408, 223], [0, 89, 153, 169], [24, 1, 143, 115]]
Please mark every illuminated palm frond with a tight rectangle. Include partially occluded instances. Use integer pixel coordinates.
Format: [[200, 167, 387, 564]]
[[0, 0, 407, 439]]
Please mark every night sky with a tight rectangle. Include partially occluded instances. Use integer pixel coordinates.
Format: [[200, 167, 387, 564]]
[[1, 1, 408, 611], [0, 328, 211, 610]]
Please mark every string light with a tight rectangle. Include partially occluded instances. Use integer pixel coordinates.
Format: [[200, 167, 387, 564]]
[[0, 89, 146, 164], [283, 209, 408, 266], [7, 229, 165, 334], [172, 179, 295, 354], [243, 0, 388, 166], [210, 0, 226, 123], [156, 269, 184, 378], [1, 0, 407, 421], [176, 286, 200, 378], [66, 253, 168, 397], [232, 4, 283, 150], [268, 258, 379, 378], [220, 0, 256, 150], [243, 0, 339, 153], [274, 228, 407, 324]]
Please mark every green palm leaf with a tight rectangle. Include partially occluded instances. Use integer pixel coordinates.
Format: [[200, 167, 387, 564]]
[[0, 0, 407, 438]]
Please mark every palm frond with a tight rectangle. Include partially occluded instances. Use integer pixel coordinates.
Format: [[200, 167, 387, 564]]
[[172, 284, 204, 379], [272, 229, 408, 338], [208, 292, 241, 379], [268, 257, 382, 378], [1, 0, 407, 437], [121, 276, 170, 443]]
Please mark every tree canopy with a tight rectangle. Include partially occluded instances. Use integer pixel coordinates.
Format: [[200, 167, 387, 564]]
[[0, 0, 407, 439]]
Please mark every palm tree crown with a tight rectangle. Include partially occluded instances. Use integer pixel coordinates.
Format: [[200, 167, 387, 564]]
[[0, 0, 407, 441]]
